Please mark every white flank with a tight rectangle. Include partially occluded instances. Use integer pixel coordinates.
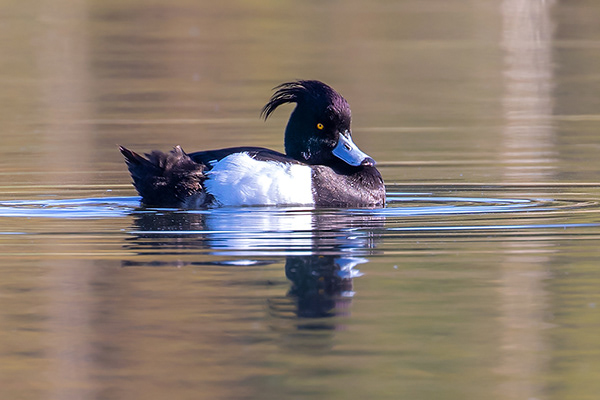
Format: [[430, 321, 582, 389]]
[[204, 153, 314, 206]]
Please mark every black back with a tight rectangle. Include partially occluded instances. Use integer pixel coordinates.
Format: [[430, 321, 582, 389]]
[[188, 146, 302, 167]]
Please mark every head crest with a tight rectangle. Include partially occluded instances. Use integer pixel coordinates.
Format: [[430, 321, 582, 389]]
[[260, 80, 347, 120]]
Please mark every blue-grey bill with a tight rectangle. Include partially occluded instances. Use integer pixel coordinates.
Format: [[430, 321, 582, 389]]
[[332, 133, 375, 167]]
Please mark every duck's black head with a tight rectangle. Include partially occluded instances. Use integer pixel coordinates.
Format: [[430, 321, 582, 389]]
[[261, 80, 374, 168]]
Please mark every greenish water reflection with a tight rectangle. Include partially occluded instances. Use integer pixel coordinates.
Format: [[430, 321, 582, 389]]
[[1, 0, 600, 399]]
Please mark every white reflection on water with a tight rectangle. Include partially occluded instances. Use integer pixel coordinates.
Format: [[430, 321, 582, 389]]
[[500, 1, 556, 398], [501, 0, 556, 181], [127, 206, 383, 257]]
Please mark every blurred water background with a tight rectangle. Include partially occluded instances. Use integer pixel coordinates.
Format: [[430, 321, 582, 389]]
[[2, 1, 600, 399]]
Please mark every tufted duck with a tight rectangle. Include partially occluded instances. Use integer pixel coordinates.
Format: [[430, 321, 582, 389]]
[[119, 80, 385, 208]]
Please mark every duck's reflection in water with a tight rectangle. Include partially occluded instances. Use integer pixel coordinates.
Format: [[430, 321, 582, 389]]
[[279, 255, 367, 320], [124, 208, 383, 324]]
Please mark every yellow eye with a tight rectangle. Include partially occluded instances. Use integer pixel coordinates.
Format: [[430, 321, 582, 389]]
[[317, 123, 324, 130]]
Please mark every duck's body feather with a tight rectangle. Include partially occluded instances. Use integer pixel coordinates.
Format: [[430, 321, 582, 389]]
[[205, 152, 314, 206], [189, 147, 296, 166]]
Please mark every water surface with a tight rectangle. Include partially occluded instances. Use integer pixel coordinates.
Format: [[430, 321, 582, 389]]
[[2, 1, 600, 399]]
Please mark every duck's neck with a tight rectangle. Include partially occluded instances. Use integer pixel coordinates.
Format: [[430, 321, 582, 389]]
[[283, 107, 307, 162]]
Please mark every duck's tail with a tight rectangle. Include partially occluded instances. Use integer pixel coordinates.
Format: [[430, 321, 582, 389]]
[[119, 145, 207, 208]]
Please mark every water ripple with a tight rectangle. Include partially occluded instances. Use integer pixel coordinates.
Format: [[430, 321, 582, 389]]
[[0, 192, 596, 221]]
